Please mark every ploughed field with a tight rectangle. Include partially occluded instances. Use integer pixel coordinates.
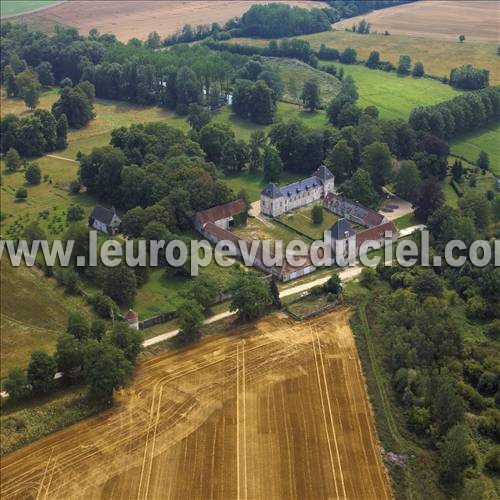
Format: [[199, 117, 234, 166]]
[[15, 0, 327, 40], [1, 308, 390, 500]]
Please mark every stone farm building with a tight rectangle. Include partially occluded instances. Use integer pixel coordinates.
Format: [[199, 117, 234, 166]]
[[195, 199, 315, 281], [260, 165, 335, 217], [194, 189, 398, 281], [324, 193, 398, 261], [89, 206, 121, 235]]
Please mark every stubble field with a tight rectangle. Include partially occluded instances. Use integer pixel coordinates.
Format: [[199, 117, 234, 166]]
[[14, 0, 327, 40], [1, 308, 391, 500], [333, 0, 499, 42]]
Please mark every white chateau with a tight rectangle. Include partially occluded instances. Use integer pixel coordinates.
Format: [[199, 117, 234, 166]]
[[260, 165, 335, 217]]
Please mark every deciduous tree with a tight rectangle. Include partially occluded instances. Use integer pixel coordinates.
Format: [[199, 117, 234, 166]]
[[27, 351, 57, 393]]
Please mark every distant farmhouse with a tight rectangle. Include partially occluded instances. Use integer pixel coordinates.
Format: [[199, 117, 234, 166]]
[[195, 167, 398, 281], [261, 165, 335, 217], [89, 206, 121, 235]]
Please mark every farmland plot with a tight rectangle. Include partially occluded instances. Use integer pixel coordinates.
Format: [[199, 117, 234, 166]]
[[0, 308, 391, 500]]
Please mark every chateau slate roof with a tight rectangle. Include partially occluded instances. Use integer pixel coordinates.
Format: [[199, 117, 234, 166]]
[[261, 183, 284, 199], [314, 164, 334, 182], [330, 218, 355, 240], [261, 166, 333, 199], [281, 176, 322, 197], [90, 206, 118, 225]]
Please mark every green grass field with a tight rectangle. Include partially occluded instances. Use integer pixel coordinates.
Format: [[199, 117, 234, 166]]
[[230, 31, 499, 85], [264, 57, 341, 106], [278, 206, 341, 240], [134, 260, 238, 319], [442, 159, 497, 209], [450, 124, 500, 176], [233, 216, 310, 248], [0, 0, 59, 17], [0, 259, 94, 378], [323, 63, 462, 120]]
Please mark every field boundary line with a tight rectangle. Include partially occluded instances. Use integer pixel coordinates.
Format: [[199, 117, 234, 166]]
[[310, 326, 340, 499], [242, 342, 248, 500], [313, 326, 347, 499], [357, 303, 417, 499], [236, 343, 240, 500], [35, 446, 54, 500], [143, 384, 164, 499]]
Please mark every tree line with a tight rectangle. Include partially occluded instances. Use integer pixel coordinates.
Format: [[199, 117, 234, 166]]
[[1, 80, 95, 159], [0, 23, 244, 116], [409, 87, 500, 140], [160, 1, 416, 47], [355, 167, 499, 495], [4, 313, 143, 403]]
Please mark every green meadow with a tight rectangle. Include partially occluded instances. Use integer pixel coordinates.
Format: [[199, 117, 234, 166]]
[[229, 31, 500, 85], [323, 63, 461, 120], [0, 259, 94, 378], [450, 123, 500, 176], [0, 0, 58, 17], [264, 57, 342, 106]]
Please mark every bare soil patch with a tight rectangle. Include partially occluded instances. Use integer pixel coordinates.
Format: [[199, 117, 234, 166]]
[[1, 308, 390, 499], [22, 0, 327, 41], [334, 0, 499, 42]]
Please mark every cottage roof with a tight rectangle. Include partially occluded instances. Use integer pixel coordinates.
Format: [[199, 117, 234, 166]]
[[356, 221, 398, 247], [330, 218, 355, 240], [195, 199, 247, 226], [90, 206, 118, 225]]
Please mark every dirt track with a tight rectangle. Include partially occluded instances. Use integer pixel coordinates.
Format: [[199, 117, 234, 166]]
[[25, 0, 327, 41], [1, 308, 390, 499], [334, 0, 499, 42]]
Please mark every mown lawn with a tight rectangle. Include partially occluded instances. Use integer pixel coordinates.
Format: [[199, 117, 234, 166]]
[[134, 260, 238, 319], [278, 206, 340, 240], [322, 63, 461, 120], [233, 216, 310, 248], [0, 0, 58, 17], [450, 123, 500, 176], [229, 31, 500, 85]]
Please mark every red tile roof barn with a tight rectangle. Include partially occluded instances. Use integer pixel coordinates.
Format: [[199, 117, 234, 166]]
[[356, 221, 398, 247], [203, 222, 314, 278], [195, 199, 247, 227]]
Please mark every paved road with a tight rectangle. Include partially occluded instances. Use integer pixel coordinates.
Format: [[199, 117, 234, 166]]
[[143, 310, 235, 347], [144, 224, 425, 347]]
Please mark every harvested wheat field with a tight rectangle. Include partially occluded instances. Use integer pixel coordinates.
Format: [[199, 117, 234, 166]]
[[0, 308, 390, 500], [334, 0, 499, 42], [20, 0, 327, 41]]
